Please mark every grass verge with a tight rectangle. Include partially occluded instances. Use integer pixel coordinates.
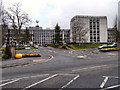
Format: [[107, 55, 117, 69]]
[[69, 44, 104, 49]]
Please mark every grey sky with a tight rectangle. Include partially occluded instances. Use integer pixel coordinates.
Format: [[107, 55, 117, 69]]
[[2, 0, 119, 29]]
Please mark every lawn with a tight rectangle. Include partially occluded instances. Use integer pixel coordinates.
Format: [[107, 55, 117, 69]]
[[69, 44, 105, 49], [0, 47, 36, 51]]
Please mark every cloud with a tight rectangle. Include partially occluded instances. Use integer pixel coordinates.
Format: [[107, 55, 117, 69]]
[[2, 0, 119, 29]]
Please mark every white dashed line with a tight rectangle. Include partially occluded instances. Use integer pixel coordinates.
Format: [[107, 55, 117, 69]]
[[100, 76, 109, 88], [0, 79, 20, 87], [61, 75, 79, 89], [72, 65, 107, 72], [24, 74, 58, 89]]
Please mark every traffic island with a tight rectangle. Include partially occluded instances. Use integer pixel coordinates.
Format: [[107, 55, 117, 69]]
[[1, 54, 53, 69], [15, 53, 41, 59]]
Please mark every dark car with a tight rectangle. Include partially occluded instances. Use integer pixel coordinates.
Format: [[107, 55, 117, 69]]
[[43, 44, 48, 47]]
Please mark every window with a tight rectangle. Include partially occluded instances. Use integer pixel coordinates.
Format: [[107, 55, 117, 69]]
[[97, 40, 100, 42]]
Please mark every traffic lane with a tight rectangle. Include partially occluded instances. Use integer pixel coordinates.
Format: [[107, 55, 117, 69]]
[[1, 66, 119, 89], [2, 52, 118, 79], [67, 66, 119, 88]]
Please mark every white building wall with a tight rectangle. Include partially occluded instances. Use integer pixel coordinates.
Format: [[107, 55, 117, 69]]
[[99, 17, 107, 43], [70, 15, 107, 43]]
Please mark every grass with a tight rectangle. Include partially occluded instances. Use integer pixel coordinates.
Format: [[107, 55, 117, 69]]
[[0, 47, 36, 51], [69, 44, 105, 49]]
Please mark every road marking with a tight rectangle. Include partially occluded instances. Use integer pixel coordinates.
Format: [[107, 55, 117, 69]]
[[0, 79, 20, 87], [77, 55, 87, 58], [72, 65, 107, 72], [100, 84, 120, 90], [1, 74, 49, 83], [17, 74, 49, 80], [24, 74, 58, 89], [100, 76, 109, 88], [69, 50, 75, 54], [60, 75, 79, 89], [58, 74, 78, 76], [103, 76, 120, 78]]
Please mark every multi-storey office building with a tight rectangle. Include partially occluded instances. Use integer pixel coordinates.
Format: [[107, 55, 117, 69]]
[[107, 28, 116, 43], [29, 26, 55, 44], [70, 15, 108, 43], [29, 26, 70, 45]]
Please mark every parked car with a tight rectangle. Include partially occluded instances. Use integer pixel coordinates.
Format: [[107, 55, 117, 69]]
[[34, 44, 39, 49], [98, 44, 108, 49], [43, 44, 48, 47], [108, 43, 117, 48], [98, 43, 117, 49]]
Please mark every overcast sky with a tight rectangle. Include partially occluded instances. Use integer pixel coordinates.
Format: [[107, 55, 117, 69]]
[[2, 0, 119, 29]]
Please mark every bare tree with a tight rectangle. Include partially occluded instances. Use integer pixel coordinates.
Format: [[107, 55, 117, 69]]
[[0, 0, 9, 47], [5, 3, 31, 44], [72, 20, 88, 45]]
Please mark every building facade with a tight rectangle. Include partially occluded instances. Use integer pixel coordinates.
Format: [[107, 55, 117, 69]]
[[70, 15, 108, 43], [107, 28, 116, 43], [29, 26, 70, 45]]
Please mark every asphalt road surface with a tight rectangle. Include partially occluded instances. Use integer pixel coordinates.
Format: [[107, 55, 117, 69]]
[[1, 46, 120, 89]]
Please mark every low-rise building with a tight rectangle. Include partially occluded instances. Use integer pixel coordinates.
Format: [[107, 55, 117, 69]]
[[29, 26, 70, 45]]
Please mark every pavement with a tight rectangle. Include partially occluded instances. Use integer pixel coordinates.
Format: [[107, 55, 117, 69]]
[[0, 53, 53, 69]]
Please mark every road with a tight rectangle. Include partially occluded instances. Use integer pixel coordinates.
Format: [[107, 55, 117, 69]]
[[1, 46, 120, 89]]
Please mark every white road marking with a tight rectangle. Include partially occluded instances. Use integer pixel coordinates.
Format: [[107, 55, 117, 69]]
[[1, 74, 49, 83], [24, 74, 58, 89], [100, 76, 109, 88], [72, 65, 107, 72], [18, 74, 49, 80], [61, 75, 79, 89], [100, 84, 120, 90], [58, 74, 78, 76], [103, 76, 120, 78], [69, 50, 74, 54], [0, 79, 20, 87], [77, 55, 87, 58]]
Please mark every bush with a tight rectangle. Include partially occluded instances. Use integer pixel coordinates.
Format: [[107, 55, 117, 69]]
[[2, 54, 9, 59], [48, 43, 60, 48], [0, 48, 5, 51], [4, 46, 12, 59], [15, 47, 25, 50], [61, 45, 67, 49]]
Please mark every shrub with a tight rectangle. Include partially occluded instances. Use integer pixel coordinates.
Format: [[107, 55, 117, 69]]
[[0, 48, 5, 51], [48, 43, 60, 48], [2, 54, 9, 59], [61, 45, 67, 49], [15, 47, 25, 50], [4, 46, 12, 59]]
